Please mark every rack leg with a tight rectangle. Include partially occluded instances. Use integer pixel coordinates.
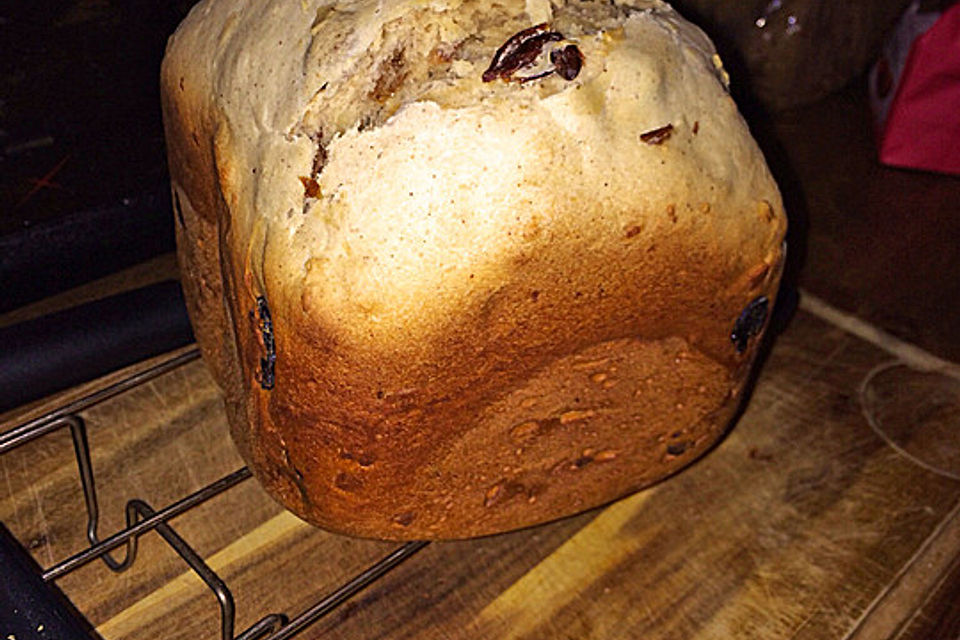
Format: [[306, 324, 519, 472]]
[[70, 415, 240, 638], [66, 414, 136, 571], [127, 499, 238, 640]]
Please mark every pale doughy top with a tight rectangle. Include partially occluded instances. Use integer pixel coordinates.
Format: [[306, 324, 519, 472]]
[[163, 0, 783, 352]]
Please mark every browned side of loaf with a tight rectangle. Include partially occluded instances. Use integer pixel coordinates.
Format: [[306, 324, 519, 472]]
[[164, 75, 783, 538], [252, 237, 783, 540]]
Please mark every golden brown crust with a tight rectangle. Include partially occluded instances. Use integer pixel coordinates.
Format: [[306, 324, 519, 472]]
[[241, 225, 783, 539], [162, 0, 787, 539]]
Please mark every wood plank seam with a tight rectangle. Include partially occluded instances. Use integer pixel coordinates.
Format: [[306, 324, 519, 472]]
[[798, 291, 960, 380], [895, 539, 960, 639], [838, 495, 960, 640]]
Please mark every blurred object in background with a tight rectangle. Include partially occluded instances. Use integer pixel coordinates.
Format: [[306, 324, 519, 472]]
[[869, 0, 960, 176], [673, 0, 912, 112], [0, 0, 194, 311]]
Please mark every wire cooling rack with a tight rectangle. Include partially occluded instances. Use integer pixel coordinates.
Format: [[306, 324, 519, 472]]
[[0, 347, 430, 640]]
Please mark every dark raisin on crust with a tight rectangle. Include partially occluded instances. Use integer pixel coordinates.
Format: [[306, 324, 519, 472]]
[[666, 441, 689, 456], [299, 176, 321, 199], [483, 24, 561, 82], [640, 124, 674, 145], [255, 296, 276, 389], [730, 295, 769, 353], [483, 24, 582, 84], [550, 44, 583, 81]]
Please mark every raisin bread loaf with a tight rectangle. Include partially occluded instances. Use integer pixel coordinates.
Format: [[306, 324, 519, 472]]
[[161, 0, 786, 539]]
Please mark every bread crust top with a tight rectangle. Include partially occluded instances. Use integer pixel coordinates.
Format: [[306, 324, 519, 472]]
[[163, 0, 783, 355]]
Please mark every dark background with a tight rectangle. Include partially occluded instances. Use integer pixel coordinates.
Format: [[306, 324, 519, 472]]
[[0, 0, 193, 311]]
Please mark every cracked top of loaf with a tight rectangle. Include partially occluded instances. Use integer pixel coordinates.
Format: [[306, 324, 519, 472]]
[[163, 0, 782, 354]]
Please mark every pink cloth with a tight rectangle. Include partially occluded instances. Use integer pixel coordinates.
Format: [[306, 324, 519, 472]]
[[875, 3, 960, 175]]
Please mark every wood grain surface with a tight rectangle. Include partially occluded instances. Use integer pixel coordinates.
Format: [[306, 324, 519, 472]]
[[2, 304, 959, 640]]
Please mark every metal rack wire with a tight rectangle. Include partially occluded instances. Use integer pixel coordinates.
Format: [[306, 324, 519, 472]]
[[0, 347, 430, 640]]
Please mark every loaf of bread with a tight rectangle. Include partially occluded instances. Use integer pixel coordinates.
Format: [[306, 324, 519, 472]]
[[161, 0, 786, 539]]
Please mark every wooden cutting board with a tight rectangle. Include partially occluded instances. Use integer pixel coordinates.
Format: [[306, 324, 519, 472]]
[[2, 298, 959, 640]]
